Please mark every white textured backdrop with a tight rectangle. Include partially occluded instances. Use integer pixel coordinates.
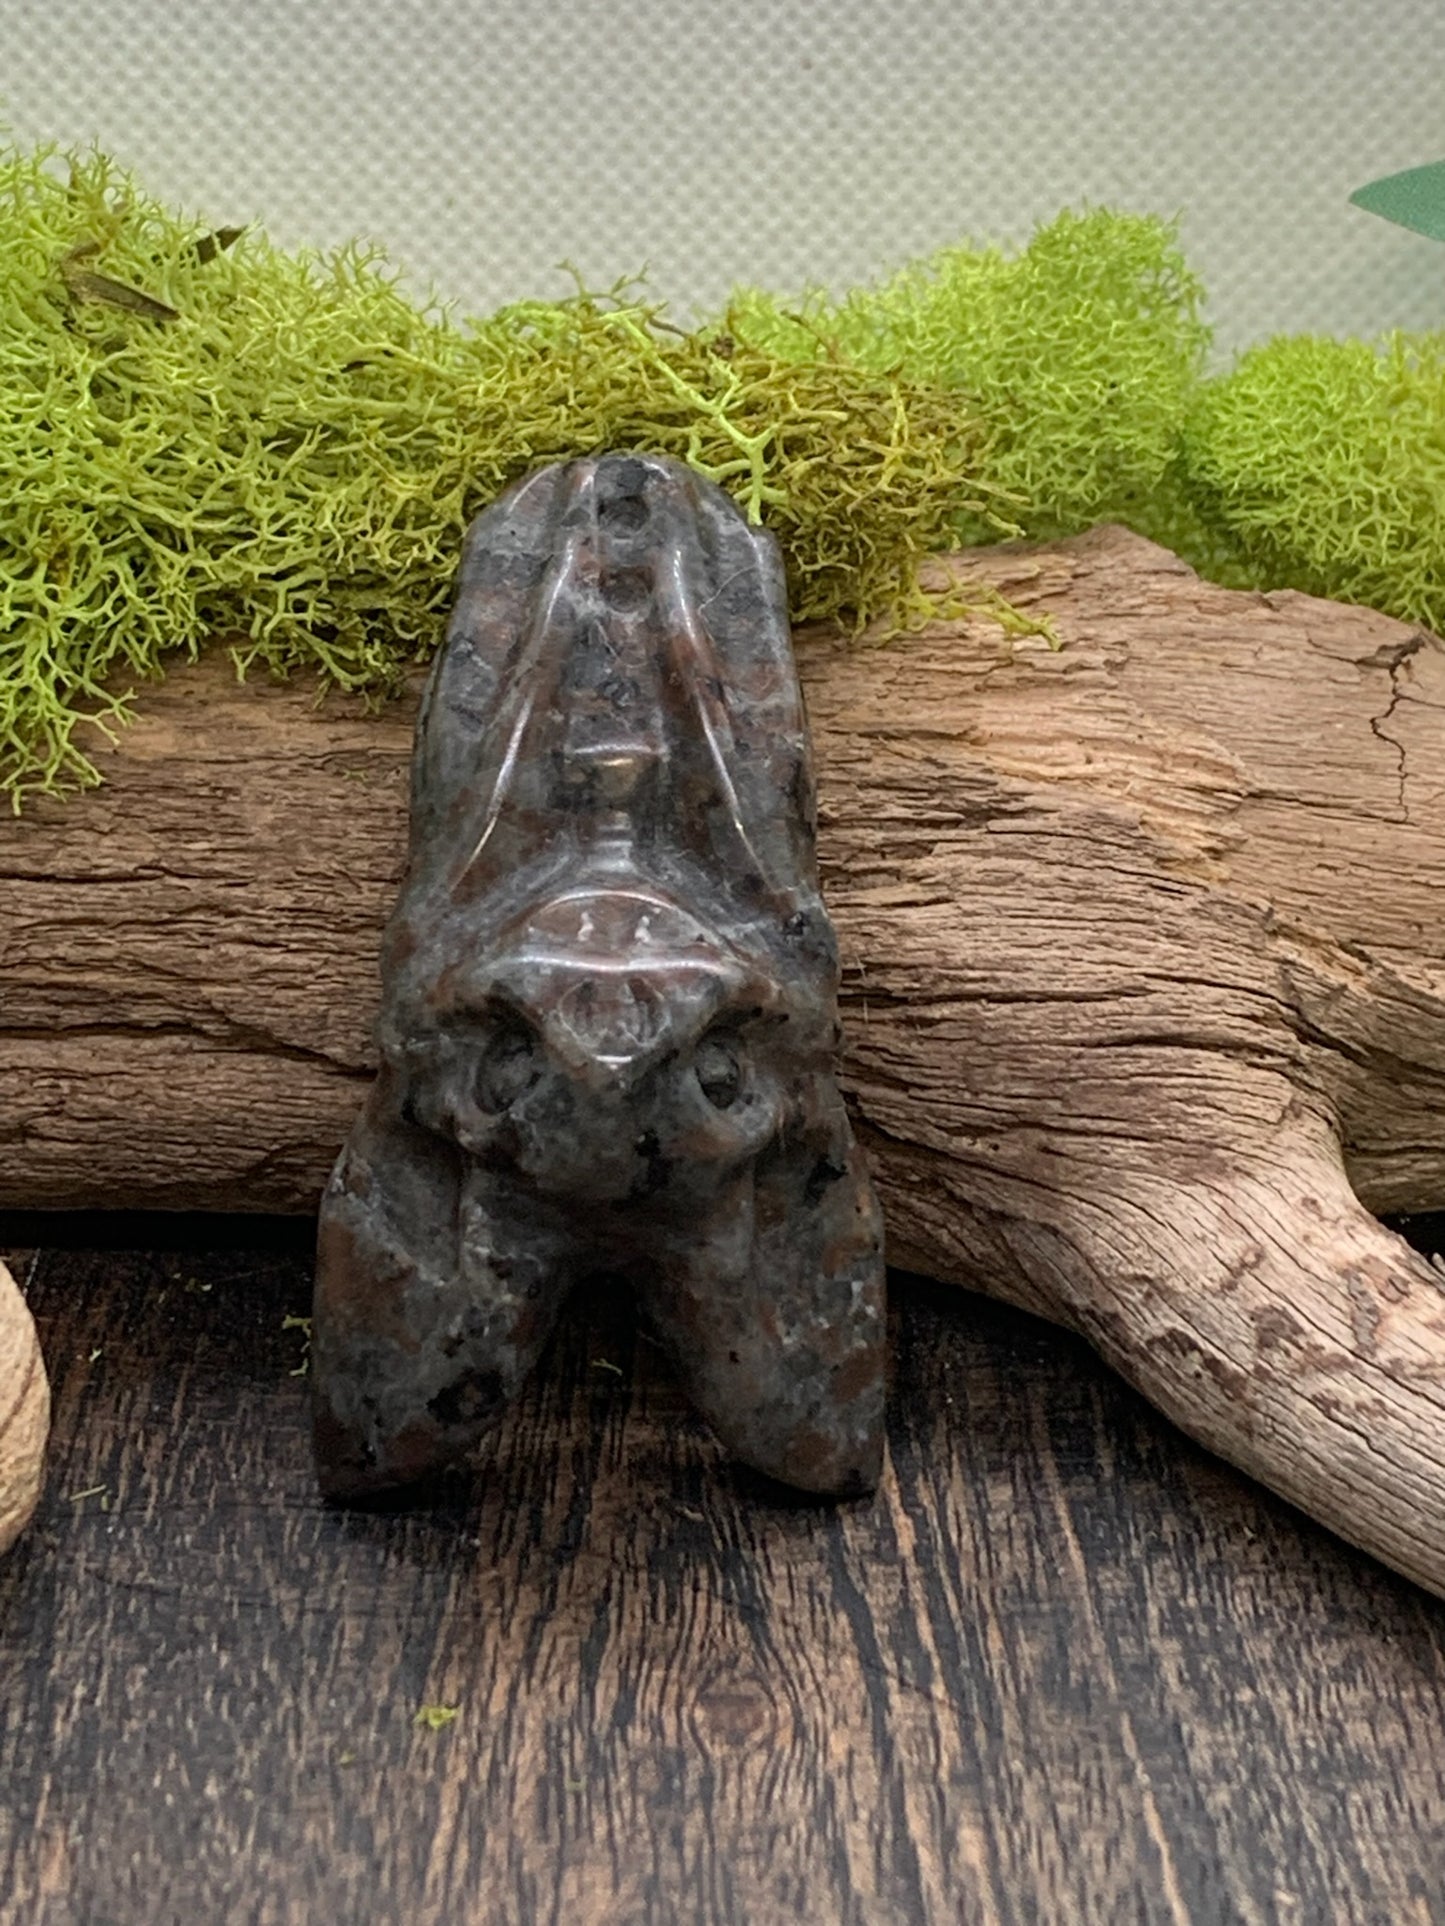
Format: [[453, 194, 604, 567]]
[[3, 0, 1441, 351]]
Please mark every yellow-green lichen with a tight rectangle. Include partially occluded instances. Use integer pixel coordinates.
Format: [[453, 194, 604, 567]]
[[1182, 330, 1445, 633], [6, 142, 1445, 812], [0, 144, 1007, 804], [731, 207, 1213, 543]]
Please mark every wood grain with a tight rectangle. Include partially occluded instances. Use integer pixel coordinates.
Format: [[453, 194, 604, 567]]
[[4, 525, 1441, 1222], [4, 1226, 1445, 1926]]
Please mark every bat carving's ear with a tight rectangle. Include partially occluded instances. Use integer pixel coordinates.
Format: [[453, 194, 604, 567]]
[[312, 1093, 579, 1501]]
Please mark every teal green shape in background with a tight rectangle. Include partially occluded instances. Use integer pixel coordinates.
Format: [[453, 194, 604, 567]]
[[1351, 160, 1445, 241]]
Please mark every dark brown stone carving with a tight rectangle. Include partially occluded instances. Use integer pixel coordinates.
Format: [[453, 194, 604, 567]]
[[311, 454, 886, 1501]]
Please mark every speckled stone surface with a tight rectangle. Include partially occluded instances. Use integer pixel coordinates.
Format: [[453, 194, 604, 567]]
[[312, 454, 885, 1500]]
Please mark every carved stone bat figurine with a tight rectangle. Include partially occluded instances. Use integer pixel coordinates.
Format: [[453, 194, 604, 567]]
[[312, 453, 886, 1500]]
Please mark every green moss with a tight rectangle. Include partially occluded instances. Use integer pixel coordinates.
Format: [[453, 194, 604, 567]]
[[741, 208, 1445, 636], [5, 143, 1445, 812], [1182, 331, 1445, 632], [731, 208, 1212, 542], [0, 144, 1007, 804]]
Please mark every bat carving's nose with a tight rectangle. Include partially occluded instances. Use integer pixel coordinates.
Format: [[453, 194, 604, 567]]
[[550, 971, 670, 1076]]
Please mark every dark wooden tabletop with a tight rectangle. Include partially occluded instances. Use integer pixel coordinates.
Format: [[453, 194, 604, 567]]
[[3, 1218, 1445, 1926]]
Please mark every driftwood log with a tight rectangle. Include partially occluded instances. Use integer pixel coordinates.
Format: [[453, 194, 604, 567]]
[[3, 524, 1444, 1590]]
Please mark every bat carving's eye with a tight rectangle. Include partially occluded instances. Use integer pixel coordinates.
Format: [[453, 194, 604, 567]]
[[695, 1034, 742, 1110], [475, 1021, 541, 1115]]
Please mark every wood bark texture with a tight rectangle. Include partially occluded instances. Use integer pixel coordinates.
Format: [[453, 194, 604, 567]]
[[11, 1242, 1445, 1926], [3, 524, 1444, 1591], [0, 1260, 48, 1554]]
